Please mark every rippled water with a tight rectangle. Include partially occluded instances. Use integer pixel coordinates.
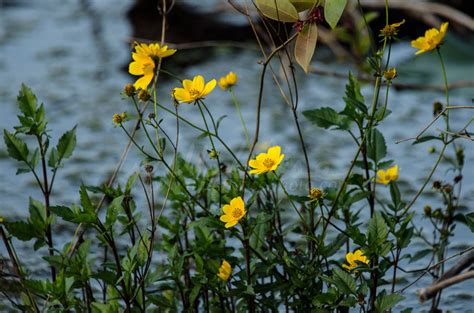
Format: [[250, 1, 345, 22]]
[[0, 0, 473, 311]]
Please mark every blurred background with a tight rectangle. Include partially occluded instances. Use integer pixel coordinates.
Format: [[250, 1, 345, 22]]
[[0, 0, 473, 310]]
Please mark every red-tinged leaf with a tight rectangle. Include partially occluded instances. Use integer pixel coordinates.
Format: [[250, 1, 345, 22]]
[[295, 23, 318, 73]]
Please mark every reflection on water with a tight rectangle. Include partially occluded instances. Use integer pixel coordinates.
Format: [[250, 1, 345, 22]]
[[0, 0, 473, 311]]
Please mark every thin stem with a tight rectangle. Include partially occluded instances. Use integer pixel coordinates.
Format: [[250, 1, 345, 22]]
[[230, 88, 250, 149]]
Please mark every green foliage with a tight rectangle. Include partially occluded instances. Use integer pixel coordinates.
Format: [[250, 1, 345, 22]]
[[324, 0, 347, 29]]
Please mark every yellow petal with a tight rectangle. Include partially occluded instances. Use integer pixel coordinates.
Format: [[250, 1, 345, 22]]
[[159, 48, 177, 58], [230, 196, 244, 211], [182, 79, 193, 91], [134, 74, 153, 90], [220, 214, 233, 222], [222, 204, 232, 215], [440, 22, 449, 35], [173, 88, 192, 103], [248, 159, 260, 169], [267, 146, 281, 159], [129, 61, 144, 75], [225, 220, 238, 228], [193, 75, 205, 91], [387, 165, 399, 181], [202, 79, 216, 97]]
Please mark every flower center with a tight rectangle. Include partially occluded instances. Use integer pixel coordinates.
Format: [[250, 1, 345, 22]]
[[263, 158, 275, 169], [232, 207, 243, 218], [189, 88, 201, 97]]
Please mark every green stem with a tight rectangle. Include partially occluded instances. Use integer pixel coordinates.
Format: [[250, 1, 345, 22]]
[[230, 89, 250, 149]]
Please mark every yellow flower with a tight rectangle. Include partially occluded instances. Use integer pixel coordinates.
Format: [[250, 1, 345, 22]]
[[134, 42, 176, 59], [342, 249, 369, 271], [411, 22, 448, 55], [173, 75, 217, 103], [248, 146, 285, 175], [376, 165, 399, 185], [380, 20, 405, 38], [383, 68, 397, 80], [113, 112, 127, 125], [0, 217, 4, 224], [218, 71, 238, 90], [217, 260, 232, 281], [129, 53, 155, 90], [220, 196, 246, 228]]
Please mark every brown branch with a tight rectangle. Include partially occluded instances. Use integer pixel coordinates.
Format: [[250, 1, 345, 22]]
[[359, 0, 474, 31], [419, 270, 474, 303]]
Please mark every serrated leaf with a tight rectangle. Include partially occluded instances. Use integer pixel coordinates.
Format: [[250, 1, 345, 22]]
[[290, 0, 319, 11], [375, 292, 405, 312], [368, 128, 387, 162], [256, 0, 299, 22], [367, 212, 388, 247], [332, 268, 357, 294], [324, 0, 347, 29], [57, 126, 77, 161], [106, 196, 124, 227], [295, 23, 318, 73], [17, 84, 37, 118], [343, 72, 367, 115], [464, 212, 474, 232], [80, 185, 94, 213], [303, 107, 345, 129], [50, 206, 77, 223], [48, 148, 59, 168], [5, 221, 36, 241], [3, 130, 29, 162]]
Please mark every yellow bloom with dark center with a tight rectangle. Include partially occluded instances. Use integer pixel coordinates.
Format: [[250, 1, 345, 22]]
[[134, 42, 176, 59], [376, 165, 399, 185], [342, 249, 369, 271], [112, 112, 127, 125], [380, 20, 405, 38], [411, 22, 448, 55], [218, 71, 238, 90], [249, 146, 284, 175], [383, 68, 397, 80], [129, 53, 155, 90], [173, 75, 217, 103], [217, 260, 232, 281], [220, 196, 246, 228]]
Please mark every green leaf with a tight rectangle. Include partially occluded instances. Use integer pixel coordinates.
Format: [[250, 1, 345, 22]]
[[17, 84, 38, 118], [367, 212, 388, 247], [375, 292, 405, 312], [324, 0, 347, 29], [106, 196, 124, 227], [48, 148, 59, 168], [50, 206, 77, 223], [343, 72, 367, 115], [3, 130, 29, 163], [389, 182, 401, 206], [5, 221, 36, 241], [464, 212, 474, 232], [290, 0, 319, 11], [332, 268, 356, 295], [303, 107, 345, 129], [368, 128, 387, 162], [56, 126, 77, 161], [80, 185, 94, 213], [256, 0, 299, 22], [295, 23, 318, 73]]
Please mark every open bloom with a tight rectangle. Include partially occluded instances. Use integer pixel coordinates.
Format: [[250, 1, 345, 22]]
[[217, 260, 232, 281], [134, 42, 176, 59], [220, 196, 246, 228], [342, 249, 369, 271], [218, 71, 238, 90], [173, 75, 216, 103], [411, 22, 448, 55], [129, 53, 155, 90], [249, 146, 284, 175], [376, 165, 399, 185]]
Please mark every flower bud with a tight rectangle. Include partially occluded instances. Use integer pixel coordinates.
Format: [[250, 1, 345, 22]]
[[444, 184, 453, 194], [309, 187, 325, 202], [454, 175, 463, 184], [455, 146, 464, 167], [138, 89, 151, 102], [433, 101, 443, 116], [124, 84, 136, 97], [383, 68, 397, 80], [423, 205, 432, 216], [148, 112, 156, 119], [145, 164, 154, 173], [432, 181, 441, 189]]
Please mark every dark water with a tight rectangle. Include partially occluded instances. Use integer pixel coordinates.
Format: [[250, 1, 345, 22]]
[[0, 0, 473, 311]]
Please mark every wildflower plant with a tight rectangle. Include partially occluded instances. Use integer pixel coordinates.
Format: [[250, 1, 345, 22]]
[[1, 2, 473, 313]]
